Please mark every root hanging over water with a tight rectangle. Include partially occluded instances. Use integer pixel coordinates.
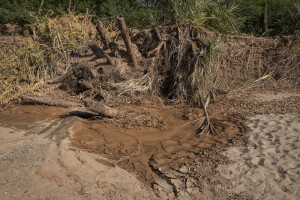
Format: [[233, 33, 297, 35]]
[[195, 96, 220, 138]]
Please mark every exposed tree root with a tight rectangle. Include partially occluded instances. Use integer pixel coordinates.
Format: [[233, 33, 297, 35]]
[[88, 43, 115, 65], [195, 96, 220, 138], [48, 63, 96, 85], [154, 27, 162, 42], [78, 79, 93, 90], [94, 20, 121, 58], [147, 41, 165, 58]]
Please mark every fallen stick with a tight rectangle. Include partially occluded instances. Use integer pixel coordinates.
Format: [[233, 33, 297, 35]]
[[117, 16, 139, 69], [89, 43, 115, 65], [22, 94, 119, 118], [84, 100, 118, 118], [21, 94, 81, 108]]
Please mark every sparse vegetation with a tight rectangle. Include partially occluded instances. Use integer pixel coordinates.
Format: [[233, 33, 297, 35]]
[[190, 39, 223, 106]]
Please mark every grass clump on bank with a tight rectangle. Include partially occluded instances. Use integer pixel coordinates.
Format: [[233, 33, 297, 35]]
[[0, 12, 95, 105]]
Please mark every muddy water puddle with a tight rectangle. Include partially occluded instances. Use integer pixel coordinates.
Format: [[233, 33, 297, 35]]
[[0, 104, 243, 187], [0, 105, 67, 129], [70, 105, 243, 186]]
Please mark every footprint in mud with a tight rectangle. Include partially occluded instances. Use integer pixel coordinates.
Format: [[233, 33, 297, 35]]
[[258, 158, 265, 166]]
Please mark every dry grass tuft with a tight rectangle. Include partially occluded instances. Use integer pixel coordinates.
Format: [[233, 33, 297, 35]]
[[0, 12, 96, 105], [112, 73, 154, 96]]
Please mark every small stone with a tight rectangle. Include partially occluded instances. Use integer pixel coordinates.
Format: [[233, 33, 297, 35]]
[[170, 178, 184, 189], [186, 178, 196, 188], [178, 164, 189, 174]]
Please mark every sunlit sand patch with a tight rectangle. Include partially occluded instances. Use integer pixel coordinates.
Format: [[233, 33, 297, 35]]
[[218, 114, 300, 199]]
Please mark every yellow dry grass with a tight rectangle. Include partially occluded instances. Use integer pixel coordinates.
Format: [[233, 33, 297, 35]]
[[0, 12, 96, 106]]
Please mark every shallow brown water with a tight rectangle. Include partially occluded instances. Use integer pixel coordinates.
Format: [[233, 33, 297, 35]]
[[0, 104, 244, 188], [70, 105, 243, 186], [0, 105, 67, 129]]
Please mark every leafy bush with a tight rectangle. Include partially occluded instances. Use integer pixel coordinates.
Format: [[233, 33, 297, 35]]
[[0, 0, 298, 35], [170, 0, 243, 33], [0, 6, 36, 24], [226, 0, 300, 35]]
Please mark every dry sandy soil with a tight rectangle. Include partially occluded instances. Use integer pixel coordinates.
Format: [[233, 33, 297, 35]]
[[0, 89, 299, 200]]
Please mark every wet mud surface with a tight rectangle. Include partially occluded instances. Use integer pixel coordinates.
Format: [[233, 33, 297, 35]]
[[71, 105, 244, 187], [0, 105, 67, 129], [0, 90, 299, 199]]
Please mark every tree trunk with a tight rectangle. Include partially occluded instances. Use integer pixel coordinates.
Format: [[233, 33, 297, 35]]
[[117, 16, 139, 69], [262, 3, 268, 34], [68, 0, 72, 13]]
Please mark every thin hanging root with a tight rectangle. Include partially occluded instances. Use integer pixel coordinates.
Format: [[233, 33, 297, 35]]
[[153, 27, 162, 42], [147, 41, 165, 58], [195, 95, 219, 138]]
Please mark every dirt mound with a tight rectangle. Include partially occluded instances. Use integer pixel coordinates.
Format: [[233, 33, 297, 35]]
[[57, 62, 98, 95]]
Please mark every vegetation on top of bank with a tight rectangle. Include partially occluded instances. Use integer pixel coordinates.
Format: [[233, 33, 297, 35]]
[[0, 0, 299, 36]]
